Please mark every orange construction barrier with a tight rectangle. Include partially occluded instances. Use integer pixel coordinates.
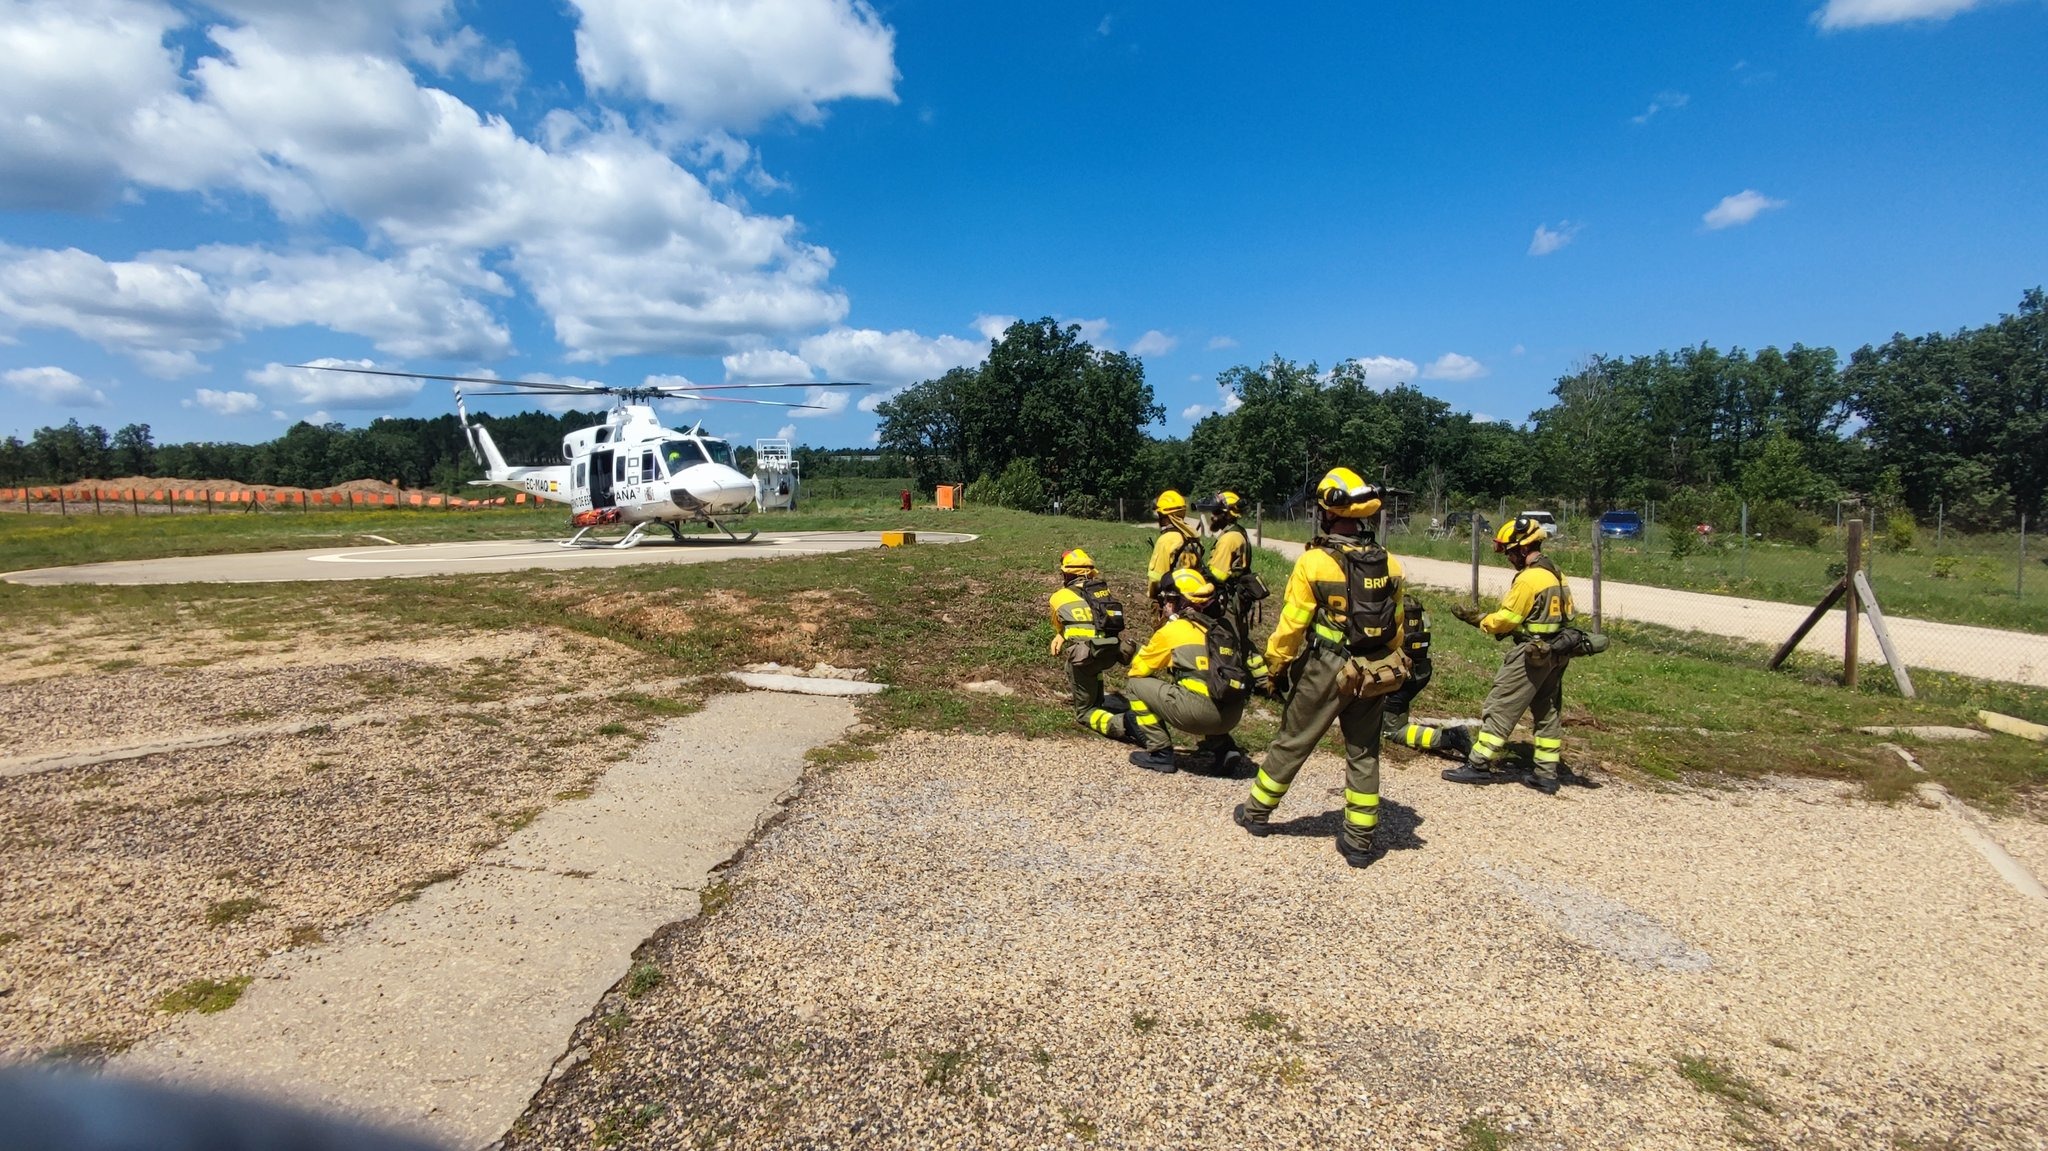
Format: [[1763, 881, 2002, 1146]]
[[936, 484, 961, 510], [408, 493, 423, 507]]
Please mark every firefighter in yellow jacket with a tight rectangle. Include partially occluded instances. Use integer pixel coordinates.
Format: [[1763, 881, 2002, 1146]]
[[1146, 490, 1204, 604], [1233, 468, 1404, 868], [1122, 568, 1251, 774], [1442, 515, 1578, 794], [1048, 548, 1143, 747]]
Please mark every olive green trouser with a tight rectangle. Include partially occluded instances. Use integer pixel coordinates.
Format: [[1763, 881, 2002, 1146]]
[[1469, 641, 1568, 780], [1244, 647, 1383, 849], [1064, 641, 1129, 743], [1125, 675, 1244, 754]]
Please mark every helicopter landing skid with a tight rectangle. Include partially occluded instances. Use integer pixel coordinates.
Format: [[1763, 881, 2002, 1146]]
[[705, 517, 758, 544]]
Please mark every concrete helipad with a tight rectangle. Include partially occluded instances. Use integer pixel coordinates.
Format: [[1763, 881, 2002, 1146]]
[[1, 530, 976, 586]]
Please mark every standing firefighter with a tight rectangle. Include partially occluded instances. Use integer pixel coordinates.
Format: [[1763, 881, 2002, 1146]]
[[1048, 548, 1141, 746], [1442, 515, 1602, 794], [1233, 468, 1407, 868], [1146, 490, 1205, 605], [1123, 568, 1253, 774], [1202, 491, 1274, 719]]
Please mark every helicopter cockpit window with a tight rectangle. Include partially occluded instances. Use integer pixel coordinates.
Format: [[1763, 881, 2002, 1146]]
[[662, 441, 694, 472], [700, 439, 736, 469]]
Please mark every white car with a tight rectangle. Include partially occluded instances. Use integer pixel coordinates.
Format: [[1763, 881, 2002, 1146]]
[[1517, 510, 1557, 538]]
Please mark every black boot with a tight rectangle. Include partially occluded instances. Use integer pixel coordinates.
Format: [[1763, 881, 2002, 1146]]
[[1100, 692, 1132, 714], [1232, 803, 1272, 837], [1521, 769, 1560, 796], [1436, 725, 1474, 758], [1442, 759, 1513, 785], [1336, 835, 1378, 869], [1129, 748, 1178, 773]]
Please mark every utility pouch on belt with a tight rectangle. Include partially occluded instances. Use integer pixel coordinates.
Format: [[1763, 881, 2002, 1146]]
[[1235, 571, 1271, 602], [1334, 648, 1412, 699], [1544, 627, 1607, 660]]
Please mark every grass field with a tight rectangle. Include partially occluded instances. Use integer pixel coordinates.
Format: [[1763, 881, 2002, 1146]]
[[3, 499, 2043, 816], [1255, 513, 2043, 634]]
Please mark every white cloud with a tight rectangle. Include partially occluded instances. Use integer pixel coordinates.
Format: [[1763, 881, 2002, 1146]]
[[1067, 317, 1111, 346], [1348, 356, 1419, 389], [247, 358, 424, 408], [1529, 221, 1580, 256], [569, 0, 898, 132], [0, 244, 231, 375], [723, 348, 814, 381], [775, 423, 798, 441], [1421, 353, 1488, 382], [1703, 189, 1787, 230], [1815, 0, 1998, 28], [1181, 383, 1244, 422], [1207, 335, 1239, 350], [1512, 343, 1527, 356], [1630, 91, 1690, 125], [187, 387, 263, 415], [972, 314, 1016, 341], [3, 365, 108, 407], [800, 326, 987, 388], [1130, 329, 1176, 356], [788, 386, 849, 418]]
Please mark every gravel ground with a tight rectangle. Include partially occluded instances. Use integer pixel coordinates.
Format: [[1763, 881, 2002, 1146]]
[[0, 627, 660, 1060], [506, 735, 2048, 1151]]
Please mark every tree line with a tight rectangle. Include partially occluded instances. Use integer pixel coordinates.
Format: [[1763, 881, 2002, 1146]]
[[5, 291, 2040, 536]]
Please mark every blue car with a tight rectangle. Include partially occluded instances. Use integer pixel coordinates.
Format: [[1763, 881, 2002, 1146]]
[[1598, 510, 1644, 539]]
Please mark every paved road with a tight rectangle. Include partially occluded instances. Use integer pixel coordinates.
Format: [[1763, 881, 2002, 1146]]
[[1, 531, 977, 586], [1261, 538, 2048, 689]]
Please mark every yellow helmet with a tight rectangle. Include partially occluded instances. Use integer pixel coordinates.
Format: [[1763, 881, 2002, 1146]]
[[1214, 491, 1243, 516], [1166, 567, 1216, 605], [1494, 516, 1547, 552], [1058, 547, 1096, 574], [1315, 467, 1382, 518], [1154, 489, 1188, 516]]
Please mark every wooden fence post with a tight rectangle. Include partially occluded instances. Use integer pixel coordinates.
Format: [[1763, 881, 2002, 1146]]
[[1844, 519, 1863, 688]]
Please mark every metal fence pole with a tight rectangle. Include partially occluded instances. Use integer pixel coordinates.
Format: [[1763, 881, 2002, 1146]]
[[1592, 522, 1604, 630], [1470, 510, 1481, 604], [1935, 498, 1944, 550], [1739, 501, 1749, 582], [2021, 513, 2029, 599]]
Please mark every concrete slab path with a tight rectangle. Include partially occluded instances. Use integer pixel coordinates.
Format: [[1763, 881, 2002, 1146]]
[[117, 690, 856, 1149]]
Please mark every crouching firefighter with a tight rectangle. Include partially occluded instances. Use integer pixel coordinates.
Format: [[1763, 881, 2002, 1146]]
[[1049, 548, 1142, 746], [1381, 598, 1474, 760], [1442, 515, 1607, 795], [1202, 491, 1274, 690], [1233, 468, 1407, 868], [1122, 568, 1254, 775]]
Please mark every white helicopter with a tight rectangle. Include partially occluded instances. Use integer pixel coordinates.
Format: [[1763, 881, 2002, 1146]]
[[298, 365, 864, 547]]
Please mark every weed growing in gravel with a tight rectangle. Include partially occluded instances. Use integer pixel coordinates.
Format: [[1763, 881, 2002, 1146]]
[[920, 1048, 972, 1088], [554, 787, 593, 801], [615, 692, 696, 717], [1678, 1053, 1773, 1113], [286, 925, 326, 947], [490, 807, 541, 832], [0, 931, 20, 946], [1242, 1007, 1284, 1032], [204, 897, 270, 926], [624, 963, 663, 999], [1062, 1112, 1099, 1142], [38, 1032, 136, 1063], [1459, 1115, 1517, 1151], [156, 975, 252, 1014], [699, 879, 736, 916], [597, 1011, 630, 1037], [1031, 1047, 1053, 1069], [595, 721, 635, 737], [1263, 1053, 1311, 1087], [1131, 1011, 1160, 1034], [592, 1101, 666, 1147], [305, 761, 333, 773]]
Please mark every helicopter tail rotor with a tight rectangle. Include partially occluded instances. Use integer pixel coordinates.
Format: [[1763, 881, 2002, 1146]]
[[455, 388, 511, 479]]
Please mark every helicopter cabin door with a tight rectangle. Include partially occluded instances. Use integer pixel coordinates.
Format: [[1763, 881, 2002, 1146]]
[[589, 449, 616, 509]]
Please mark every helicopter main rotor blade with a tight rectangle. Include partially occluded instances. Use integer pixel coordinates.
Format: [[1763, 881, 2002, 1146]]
[[672, 395, 828, 408], [290, 364, 606, 394]]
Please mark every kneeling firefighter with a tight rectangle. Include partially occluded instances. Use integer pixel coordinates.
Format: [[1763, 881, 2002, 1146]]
[[1234, 468, 1407, 868], [1048, 548, 1143, 746], [1380, 597, 1474, 759], [1123, 567, 1253, 774]]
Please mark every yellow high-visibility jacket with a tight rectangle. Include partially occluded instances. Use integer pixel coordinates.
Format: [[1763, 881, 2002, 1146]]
[[1128, 616, 1215, 695], [1146, 522, 1201, 598], [1047, 582, 1106, 654], [1480, 555, 1573, 640], [1265, 540, 1405, 675], [1206, 523, 1249, 585]]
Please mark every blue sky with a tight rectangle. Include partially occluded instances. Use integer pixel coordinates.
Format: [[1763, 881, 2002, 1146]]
[[2, 0, 2044, 452]]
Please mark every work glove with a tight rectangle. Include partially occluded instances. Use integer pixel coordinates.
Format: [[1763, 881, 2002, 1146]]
[[1450, 601, 1485, 627], [1048, 634, 1064, 657]]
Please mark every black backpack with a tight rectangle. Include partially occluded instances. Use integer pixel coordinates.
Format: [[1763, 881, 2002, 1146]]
[[1324, 540, 1399, 653], [1077, 578, 1126, 638], [1167, 528, 1205, 574], [1192, 611, 1250, 705]]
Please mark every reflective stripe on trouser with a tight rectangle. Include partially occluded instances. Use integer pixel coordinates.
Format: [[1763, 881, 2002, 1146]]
[[1124, 697, 1171, 752], [1477, 641, 1568, 777], [1400, 724, 1450, 751], [1345, 789, 1379, 833], [1246, 647, 1384, 849], [1127, 675, 1243, 754], [1065, 643, 1124, 720]]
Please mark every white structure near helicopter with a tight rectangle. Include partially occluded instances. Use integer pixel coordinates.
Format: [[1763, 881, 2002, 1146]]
[[751, 438, 800, 511], [296, 365, 859, 547]]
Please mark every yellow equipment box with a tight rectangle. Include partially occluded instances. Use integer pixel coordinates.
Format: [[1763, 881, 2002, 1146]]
[[881, 530, 917, 547]]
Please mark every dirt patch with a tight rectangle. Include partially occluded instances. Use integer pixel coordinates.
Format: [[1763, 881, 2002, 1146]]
[[0, 625, 670, 1060]]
